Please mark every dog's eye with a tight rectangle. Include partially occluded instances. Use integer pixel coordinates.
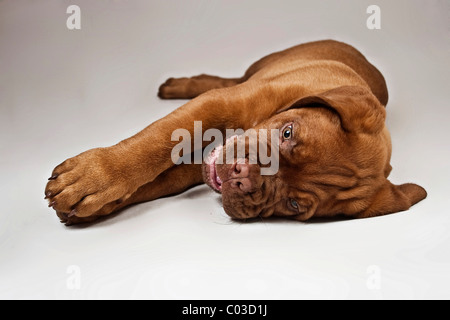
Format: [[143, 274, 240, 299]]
[[290, 199, 298, 209], [282, 125, 293, 140]]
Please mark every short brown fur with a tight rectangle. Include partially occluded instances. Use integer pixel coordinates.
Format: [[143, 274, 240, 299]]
[[45, 40, 426, 225]]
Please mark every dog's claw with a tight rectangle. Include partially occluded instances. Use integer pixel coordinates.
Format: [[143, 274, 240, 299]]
[[48, 201, 56, 208], [68, 209, 77, 217], [45, 191, 52, 198], [48, 174, 58, 180]]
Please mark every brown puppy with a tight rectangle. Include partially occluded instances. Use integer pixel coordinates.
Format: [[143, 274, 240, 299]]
[[45, 40, 426, 225]]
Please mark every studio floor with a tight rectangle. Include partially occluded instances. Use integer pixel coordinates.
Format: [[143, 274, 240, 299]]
[[0, 0, 449, 299]]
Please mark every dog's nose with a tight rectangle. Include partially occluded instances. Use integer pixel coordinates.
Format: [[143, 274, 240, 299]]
[[232, 162, 249, 178], [229, 162, 259, 193]]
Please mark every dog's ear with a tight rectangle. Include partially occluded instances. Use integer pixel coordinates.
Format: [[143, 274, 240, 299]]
[[279, 86, 386, 134], [357, 181, 427, 218]]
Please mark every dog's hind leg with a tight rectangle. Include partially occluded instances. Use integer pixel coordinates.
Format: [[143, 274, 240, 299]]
[[158, 74, 242, 99]]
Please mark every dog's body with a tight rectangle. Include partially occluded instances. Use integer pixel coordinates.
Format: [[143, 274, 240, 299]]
[[45, 40, 426, 225]]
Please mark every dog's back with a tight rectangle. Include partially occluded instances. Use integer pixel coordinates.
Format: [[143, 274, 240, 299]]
[[244, 40, 388, 106]]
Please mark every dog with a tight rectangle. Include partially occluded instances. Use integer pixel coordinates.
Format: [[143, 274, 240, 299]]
[[45, 40, 426, 225]]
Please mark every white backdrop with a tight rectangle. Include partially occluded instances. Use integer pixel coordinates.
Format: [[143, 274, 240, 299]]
[[0, 0, 449, 299]]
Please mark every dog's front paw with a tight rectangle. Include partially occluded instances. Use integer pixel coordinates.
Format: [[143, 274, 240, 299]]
[[45, 148, 134, 222]]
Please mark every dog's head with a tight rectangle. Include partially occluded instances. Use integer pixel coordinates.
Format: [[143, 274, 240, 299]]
[[202, 86, 426, 221]]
